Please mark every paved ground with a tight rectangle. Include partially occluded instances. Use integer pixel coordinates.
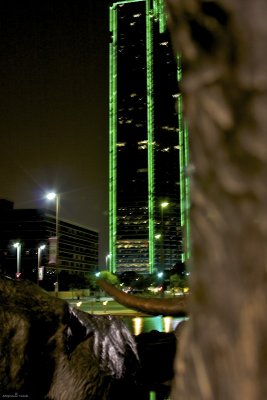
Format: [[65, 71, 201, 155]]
[[67, 297, 149, 316]]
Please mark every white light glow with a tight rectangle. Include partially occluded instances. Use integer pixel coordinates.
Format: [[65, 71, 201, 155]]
[[46, 192, 57, 200]]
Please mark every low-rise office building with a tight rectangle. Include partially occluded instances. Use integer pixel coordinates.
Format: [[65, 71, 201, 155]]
[[0, 199, 98, 290]]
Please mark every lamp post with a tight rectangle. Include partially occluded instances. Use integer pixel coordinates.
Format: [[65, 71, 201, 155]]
[[155, 234, 161, 270], [46, 192, 60, 293], [157, 271, 164, 297], [105, 254, 111, 271], [160, 202, 169, 270], [13, 242, 21, 279], [37, 244, 46, 284]]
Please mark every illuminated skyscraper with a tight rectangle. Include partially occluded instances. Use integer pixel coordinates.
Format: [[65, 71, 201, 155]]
[[109, 0, 190, 274]]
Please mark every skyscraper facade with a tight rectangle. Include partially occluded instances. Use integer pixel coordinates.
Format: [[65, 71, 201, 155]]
[[109, 0, 190, 275]]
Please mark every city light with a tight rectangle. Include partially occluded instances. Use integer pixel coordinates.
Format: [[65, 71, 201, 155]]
[[161, 202, 169, 208], [46, 192, 57, 201]]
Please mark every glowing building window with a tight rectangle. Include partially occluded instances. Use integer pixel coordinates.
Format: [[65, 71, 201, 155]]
[[161, 126, 176, 132], [138, 139, 148, 150], [137, 168, 148, 173], [138, 140, 148, 145]]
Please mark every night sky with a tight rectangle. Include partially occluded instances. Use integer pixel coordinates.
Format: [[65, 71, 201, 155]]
[[0, 0, 111, 266]]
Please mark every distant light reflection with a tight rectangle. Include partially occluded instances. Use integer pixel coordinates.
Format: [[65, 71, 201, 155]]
[[163, 316, 173, 332], [133, 317, 143, 336]]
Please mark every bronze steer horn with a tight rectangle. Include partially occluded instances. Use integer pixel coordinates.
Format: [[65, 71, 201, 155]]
[[97, 279, 188, 316]]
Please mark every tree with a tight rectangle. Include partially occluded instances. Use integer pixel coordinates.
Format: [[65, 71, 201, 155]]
[[85, 271, 119, 291], [84, 273, 98, 291], [119, 271, 139, 286], [170, 261, 187, 277], [98, 270, 118, 286], [130, 274, 154, 291], [169, 273, 188, 291], [165, 0, 267, 399]]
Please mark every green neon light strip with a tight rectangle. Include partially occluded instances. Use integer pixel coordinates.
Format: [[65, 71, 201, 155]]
[[184, 121, 191, 261], [159, 0, 166, 33], [177, 52, 182, 82], [153, 0, 166, 33], [177, 93, 185, 263], [149, 391, 156, 400], [177, 53, 190, 262], [146, 0, 155, 274], [109, 6, 118, 273], [177, 55, 185, 262], [112, 0, 143, 6], [108, 7, 113, 271], [153, 0, 158, 17]]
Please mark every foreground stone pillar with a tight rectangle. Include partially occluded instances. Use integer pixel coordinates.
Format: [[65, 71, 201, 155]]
[[165, 1, 267, 398]]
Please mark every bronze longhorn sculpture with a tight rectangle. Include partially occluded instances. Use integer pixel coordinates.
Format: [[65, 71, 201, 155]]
[[97, 278, 189, 317], [0, 276, 185, 400], [0, 276, 140, 400]]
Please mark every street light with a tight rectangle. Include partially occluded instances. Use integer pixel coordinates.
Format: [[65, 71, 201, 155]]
[[161, 202, 169, 209], [13, 242, 21, 279], [160, 201, 169, 270], [37, 244, 46, 284], [46, 192, 60, 293]]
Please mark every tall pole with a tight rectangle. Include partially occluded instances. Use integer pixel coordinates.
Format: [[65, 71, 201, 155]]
[[37, 247, 41, 282], [17, 244, 21, 275], [160, 207, 164, 270], [55, 194, 60, 294], [160, 202, 169, 271], [46, 192, 60, 294], [106, 254, 111, 271], [37, 244, 46, 284], [14, 242, 21, 278]]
